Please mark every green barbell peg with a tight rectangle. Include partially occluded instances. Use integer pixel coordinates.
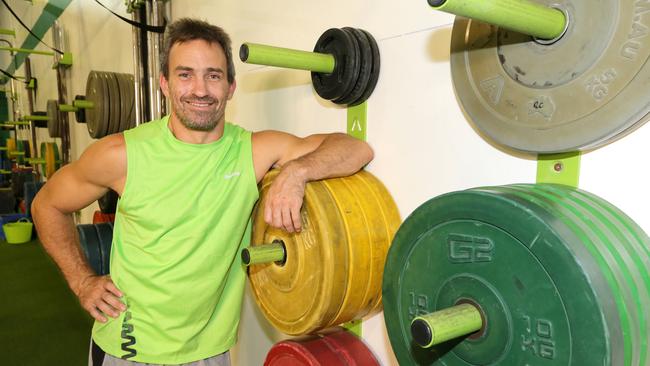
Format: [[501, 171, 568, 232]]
[[241, 240, 287, 266], [428, 0, 567, 41], [411, 303, 483, 348]]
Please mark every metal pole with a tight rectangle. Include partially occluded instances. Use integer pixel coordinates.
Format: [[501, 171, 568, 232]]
[[53, 21, 70, 166], [145, 0, 157, 121], [131, 7, 144, 126]]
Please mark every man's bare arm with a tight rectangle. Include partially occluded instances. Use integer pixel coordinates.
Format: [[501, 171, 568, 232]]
[[31, 134, 127, 322], [253, 131, 374, 233]]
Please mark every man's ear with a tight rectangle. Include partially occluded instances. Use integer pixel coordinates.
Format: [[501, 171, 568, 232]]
[[227, 79, 236, 100], [160, 73, 170, 98]]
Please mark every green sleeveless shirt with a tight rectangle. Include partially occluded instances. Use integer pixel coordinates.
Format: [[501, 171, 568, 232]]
[[92, 117, 259, 363]]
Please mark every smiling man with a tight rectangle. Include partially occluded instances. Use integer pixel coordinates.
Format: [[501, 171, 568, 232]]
[[31, 18, 373, 366]]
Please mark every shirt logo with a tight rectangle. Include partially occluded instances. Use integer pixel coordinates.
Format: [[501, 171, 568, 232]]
[[224, 172, 241, 179]]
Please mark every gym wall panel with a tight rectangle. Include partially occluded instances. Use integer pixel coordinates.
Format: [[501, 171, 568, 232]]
[[3, 1, 650, 365]]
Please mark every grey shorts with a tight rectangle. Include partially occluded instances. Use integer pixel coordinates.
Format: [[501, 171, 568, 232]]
[[89, 340, 231, 366]]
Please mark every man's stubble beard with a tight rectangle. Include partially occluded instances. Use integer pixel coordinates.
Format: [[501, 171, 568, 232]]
[[173, 96, 223, 132]]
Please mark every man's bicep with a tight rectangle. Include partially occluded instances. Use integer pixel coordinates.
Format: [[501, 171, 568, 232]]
[[36, 163, 109, 214], [34, 134, 125, 214]]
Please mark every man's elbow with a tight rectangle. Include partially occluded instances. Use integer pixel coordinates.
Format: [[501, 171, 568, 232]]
[[358, 140, 374, 166]]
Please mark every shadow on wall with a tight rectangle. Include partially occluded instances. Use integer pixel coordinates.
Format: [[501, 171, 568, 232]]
[[239, 68, 312, 93], [426, 26, 452, 63]]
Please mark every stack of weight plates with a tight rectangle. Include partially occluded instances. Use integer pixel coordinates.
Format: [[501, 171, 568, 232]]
[[383, 184, 650, 365]]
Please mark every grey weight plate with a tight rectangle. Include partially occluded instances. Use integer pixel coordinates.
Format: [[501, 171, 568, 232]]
[[46, 99, 60, 138], [85, 71, 106, 139], [116, 73, 135, 132], [114, 73, 129, 133], [102, 71, 120, 136], [450, 0, 650, 153]]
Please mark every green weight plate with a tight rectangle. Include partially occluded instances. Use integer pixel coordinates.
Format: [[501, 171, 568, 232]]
[[506, 184, 650, 365], [382, 185, 643, 365], [450, 0, 650, 153], [77, 224, 102, 275], [46, 99, 60, 138], [85, 71, 105, 139], [94, 222, 113, 276]]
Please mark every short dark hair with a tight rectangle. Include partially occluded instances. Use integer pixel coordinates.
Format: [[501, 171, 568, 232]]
[[161, 18, 235, 83]]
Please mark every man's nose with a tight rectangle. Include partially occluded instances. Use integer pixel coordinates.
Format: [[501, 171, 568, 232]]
[[191, 78, 208, 97]]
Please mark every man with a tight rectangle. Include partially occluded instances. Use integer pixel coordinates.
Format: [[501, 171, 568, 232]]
[[31, 18, 372, 366]]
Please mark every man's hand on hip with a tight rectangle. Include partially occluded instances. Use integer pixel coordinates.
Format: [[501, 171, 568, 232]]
[[76, 275, 126, 323]]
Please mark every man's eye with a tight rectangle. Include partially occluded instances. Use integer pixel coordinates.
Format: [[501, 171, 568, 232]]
[[178, 73, 190, 79], [208, 74, 221, 80]]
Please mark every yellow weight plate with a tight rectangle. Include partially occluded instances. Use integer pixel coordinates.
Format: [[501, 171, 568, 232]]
[[249, 170, 400, 335], [40, 142, 60, 179], [324, 171, 401, 325], [6, 138, 16, 153]]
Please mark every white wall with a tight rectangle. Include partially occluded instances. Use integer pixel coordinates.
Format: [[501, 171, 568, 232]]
[[3, 0, 650, 365]]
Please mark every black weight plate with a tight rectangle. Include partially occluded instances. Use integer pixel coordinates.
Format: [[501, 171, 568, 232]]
[[332, 27, 372, 105], [74, 95, 86, 123], [77, 224, 102, 275], [329, 27, 362, 104], [94, 222, 113, 276], [98, 189, 119, 214], [351, 29, 380, 106], [312, 28, 360, 101], [0, 189, 15, 214]]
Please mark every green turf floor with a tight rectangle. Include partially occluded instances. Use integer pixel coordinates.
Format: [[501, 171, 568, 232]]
[[0, 237, 92, 366]]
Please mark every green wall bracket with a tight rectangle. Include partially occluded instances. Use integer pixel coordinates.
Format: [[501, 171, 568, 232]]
[[53, 52, 73, 68], [342, 319, 363, 338], [22, 115, 49, 122], [341, 101, 369, 338], [536, 152, 581, 188], [346, 102, 367, 141]]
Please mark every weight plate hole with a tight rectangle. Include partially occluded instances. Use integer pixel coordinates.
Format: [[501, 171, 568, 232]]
[[533, 5, 571, 46]]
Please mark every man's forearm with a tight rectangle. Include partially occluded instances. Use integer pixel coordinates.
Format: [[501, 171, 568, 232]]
[[32, 199, 95, 296], [283, 133, 373, 182]]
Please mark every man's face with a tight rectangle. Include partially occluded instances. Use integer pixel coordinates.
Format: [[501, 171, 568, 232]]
[[160, 39, 236, 131]]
